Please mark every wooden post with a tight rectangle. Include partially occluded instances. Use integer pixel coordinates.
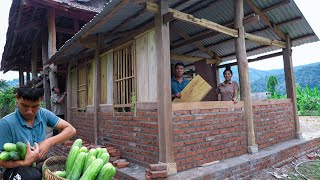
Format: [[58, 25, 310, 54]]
[[42, 28, 51, 110], [194, 60, 218, 101], [67, 62, 72, 122], [19, 66, 24, 87], [234, 0, 258, 153], [93, 34, 102, 144], [48, 8, 58, 89], [26, 68, 30, 84], [32, 41, 38, 88], [155, 0, 177, 175], [213, 64, 220, 100], [283, 35, 302, 139]]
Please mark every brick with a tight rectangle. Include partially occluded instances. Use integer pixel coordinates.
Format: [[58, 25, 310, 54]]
[[149, 164, 167, 171], [117, 162, 129, 168], [150, 170, 167, 178]]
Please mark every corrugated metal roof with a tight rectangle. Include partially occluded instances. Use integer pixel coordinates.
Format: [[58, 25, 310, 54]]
[[48, 0, 319, 65]]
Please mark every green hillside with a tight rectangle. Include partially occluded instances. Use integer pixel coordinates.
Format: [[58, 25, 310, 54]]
[[250, 62, 320, 94]]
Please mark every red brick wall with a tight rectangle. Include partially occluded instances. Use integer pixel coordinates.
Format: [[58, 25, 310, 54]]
[[253, 100, 296, 149], [70, 109, 95, 143], [173, 108, 247, 171], [97, 111, 159, 167]]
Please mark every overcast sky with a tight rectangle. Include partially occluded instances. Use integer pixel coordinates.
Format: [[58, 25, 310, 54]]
[[0, 0, 319, 81]]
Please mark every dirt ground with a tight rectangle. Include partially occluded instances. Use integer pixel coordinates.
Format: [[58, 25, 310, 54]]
[[252, 116, 320, 180]]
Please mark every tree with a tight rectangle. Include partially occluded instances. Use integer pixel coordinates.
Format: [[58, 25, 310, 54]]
[[267, 76, 278, 98], [0, 80, 16, 118]]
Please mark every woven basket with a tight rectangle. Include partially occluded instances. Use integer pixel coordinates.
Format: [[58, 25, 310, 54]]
[[43, 156, 67, 180]]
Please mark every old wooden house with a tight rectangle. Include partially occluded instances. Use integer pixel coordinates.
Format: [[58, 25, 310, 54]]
[[2, 0, 319, 175]]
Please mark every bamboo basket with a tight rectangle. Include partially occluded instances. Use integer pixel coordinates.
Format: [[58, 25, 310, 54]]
[[43, 156, 67, 180]]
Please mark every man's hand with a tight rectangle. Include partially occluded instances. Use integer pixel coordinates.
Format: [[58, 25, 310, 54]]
[[175, 93, 181, 98], [23, 142, 40, 166], [38, 139, 53, 159]]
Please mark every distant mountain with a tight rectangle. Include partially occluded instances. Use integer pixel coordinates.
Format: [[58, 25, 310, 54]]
[[6, 79, 19, 87], [250, 62, 320, 94]]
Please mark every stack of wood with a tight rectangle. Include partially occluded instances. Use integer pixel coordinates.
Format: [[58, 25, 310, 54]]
[[145, 163, 168, 180]]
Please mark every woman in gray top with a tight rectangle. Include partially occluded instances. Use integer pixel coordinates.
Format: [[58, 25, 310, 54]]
[[217, 66, 239, 103]]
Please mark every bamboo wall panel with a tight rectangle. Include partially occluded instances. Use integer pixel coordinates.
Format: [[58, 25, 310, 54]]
[[173, 75, 212, 103]]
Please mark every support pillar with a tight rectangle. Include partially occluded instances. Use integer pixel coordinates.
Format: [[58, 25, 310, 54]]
[[48, 8, 58, 89], [26, 68, 30, 84], [155, 0, 176, 175], [32, 41, 38, 88], [93, 34, 102, 145], [42, 27, 51, 110], [67, 62, 72, 122], [283, 35, 302, 139], [19, 66, 24, 87], [234, 0, 258, 153], [194, 60, 218, 101]]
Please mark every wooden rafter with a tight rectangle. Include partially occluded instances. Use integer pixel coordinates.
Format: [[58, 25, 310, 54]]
[[147, 2, 285, 48], [276, 16, 303, 26], [81, 0, 130, 39], [261, 0, 290, 13], [170, 53, 218, 64], [109, 8, 145, 33], [244, 0, 286, 40], [171, 13, 260, 49], [219, 51, 283, 68], [171, 25, 221, 62]]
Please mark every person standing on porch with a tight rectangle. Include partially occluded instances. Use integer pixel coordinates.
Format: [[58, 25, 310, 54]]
[[217, 65, 239, 103], [171, 62, 190, 99], [51, 87, 66, 135]]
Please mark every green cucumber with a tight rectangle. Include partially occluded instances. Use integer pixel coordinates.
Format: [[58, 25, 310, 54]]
[[67, 152, 87, 180], [96, 162, 116, 180], [79, 146, 88, 153], [65, 146, 80, 175], [16, 142, 27, 160], [0, 151, 10, 161], [72, 139, 82, 148], [100, 152, 110, 164], [9, 151, 20, 160], [3, 143, 17, 152], [54, 171, 67, 178], [79, 158, 104, 180]]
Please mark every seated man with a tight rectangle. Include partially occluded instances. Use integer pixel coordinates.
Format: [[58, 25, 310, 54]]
[[0, 88, 76, 180], [171, 62, 190, 99]]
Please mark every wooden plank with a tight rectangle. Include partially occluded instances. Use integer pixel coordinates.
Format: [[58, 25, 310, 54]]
[[87, 60, 95, 106], [155, 0, 175, 166], [282, 35, 301, 138], [71, 67, 78, 107], [135, 33, 149, 102], [147, 30, 158, 102], [172, 75, 212, 103], [81, 0, 130, 39], [136, 102, 157, 111], [106, 51, 113, 104], [170, 53, 218, 64], [234, 0, 257, 152], [244, 33, 285, 48], [67, 63, 72, 122], [194, 60, 217, 101], [172, 101, 244, 111], [101, 54, 107, 104]]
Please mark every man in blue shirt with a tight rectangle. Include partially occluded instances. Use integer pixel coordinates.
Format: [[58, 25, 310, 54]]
[[171, 62, 190, 99], [0, 88, 76, 180]]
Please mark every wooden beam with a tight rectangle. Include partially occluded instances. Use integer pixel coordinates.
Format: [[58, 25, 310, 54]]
[[93, 34, 102, 145], [170, 24, 221, 62], [276, 16, 303, 26], [42, 28, 51, 110], [219, 51, 283, 68], [32, 41, 38, 87], [261, 0, 290, 13], [282, 35, 301, 139], [171, 13, 260, 49], [234, 0, 258, 153], [155, 0, 176, 173], [81, 0, 129, 39], [170, 53, 218, 64], [48, 7, 58, 89], [19, 66, 24, 87], [244, 0, 286, 40], [147, 2, 285, 48]]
